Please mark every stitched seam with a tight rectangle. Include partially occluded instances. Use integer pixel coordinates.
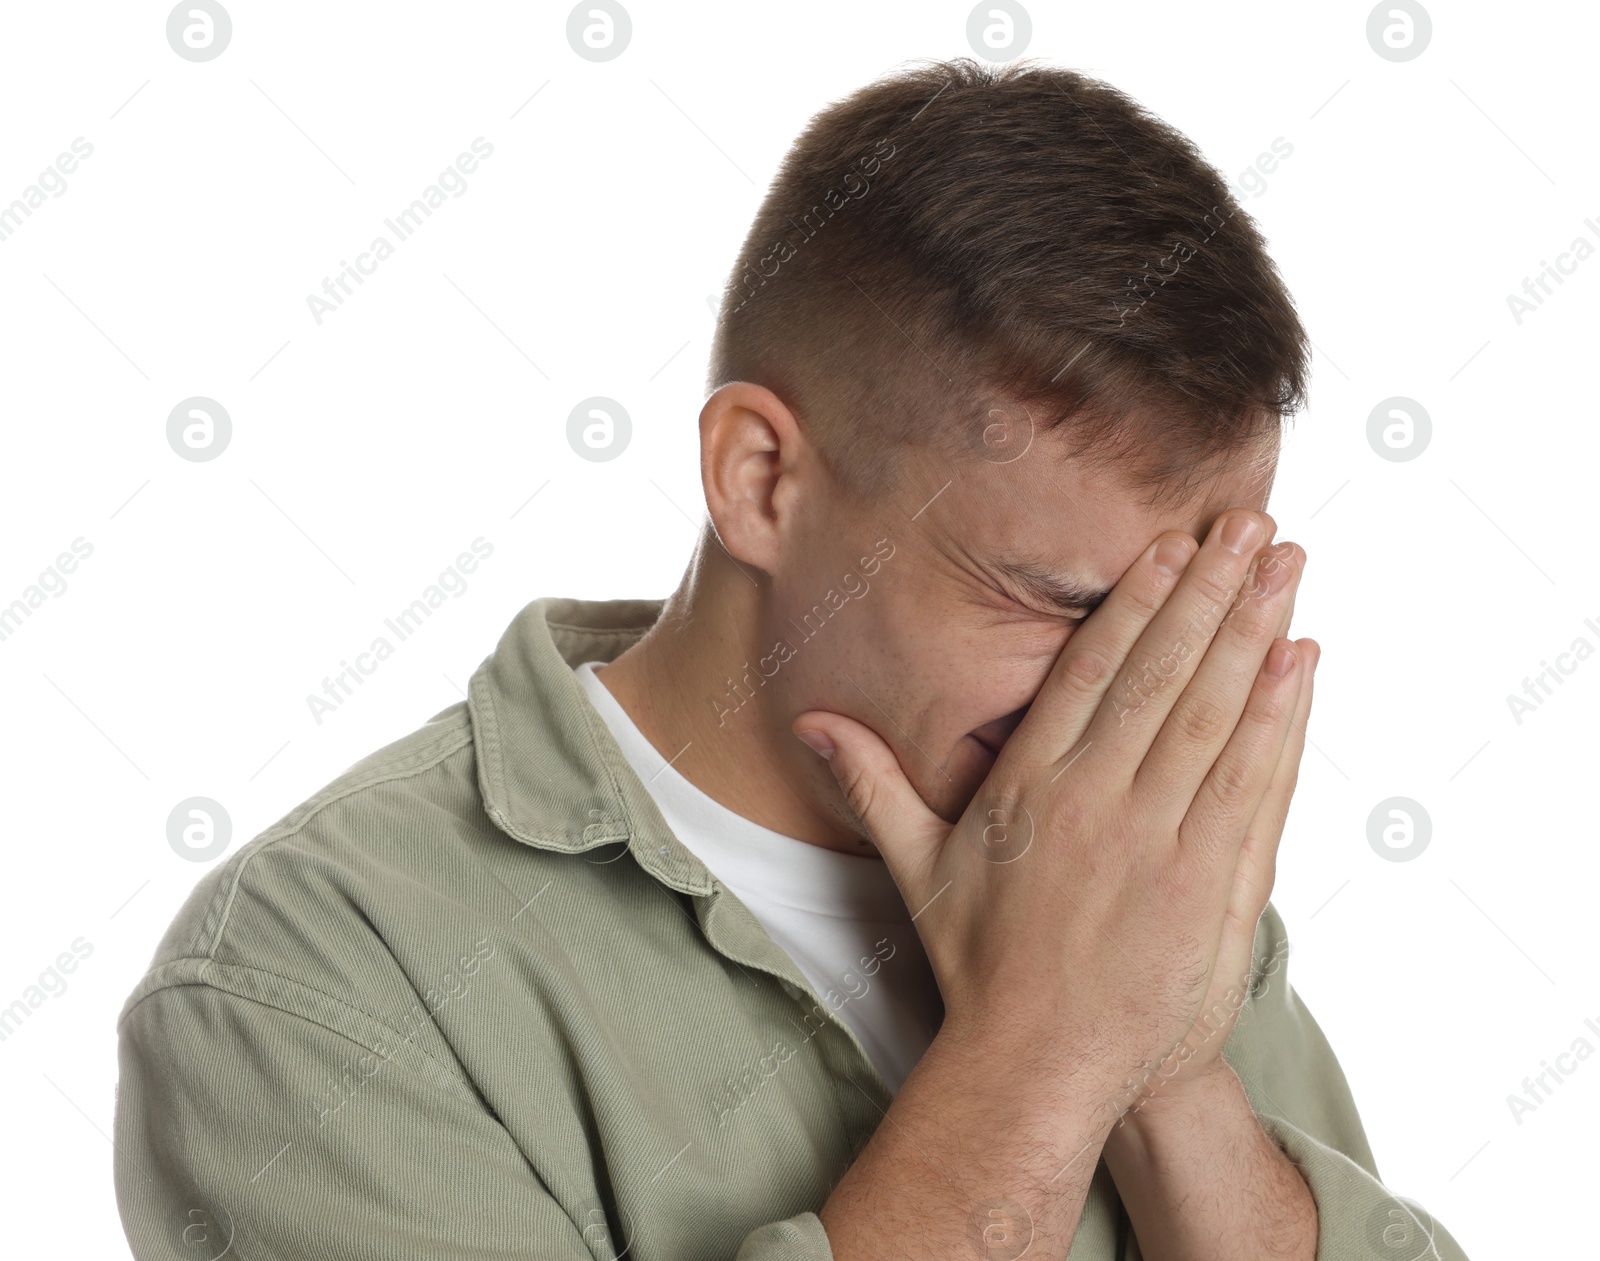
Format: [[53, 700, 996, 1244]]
[[201, 724, 474, 961], [545, 620, 656, 635], [121, 963, 474, 1089]]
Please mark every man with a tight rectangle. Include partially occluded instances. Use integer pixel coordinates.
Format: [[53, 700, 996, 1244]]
[[114, 57, 1468, 1260]]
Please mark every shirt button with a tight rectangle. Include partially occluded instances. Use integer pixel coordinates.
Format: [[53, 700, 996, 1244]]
[[657, 845, 669, 856]]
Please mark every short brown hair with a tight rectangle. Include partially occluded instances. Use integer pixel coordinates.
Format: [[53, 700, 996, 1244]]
[[707, 57, 1309, 505]]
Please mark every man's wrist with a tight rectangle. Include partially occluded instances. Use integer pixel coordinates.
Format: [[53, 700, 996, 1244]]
[[927, 1018, 1124, 1158], [1100, 1055, 1318, 1261], [1103, 1054, 1238, 1155]]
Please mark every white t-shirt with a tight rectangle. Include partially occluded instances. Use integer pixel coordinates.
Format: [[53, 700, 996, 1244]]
[[574, 660, 943, 1094]]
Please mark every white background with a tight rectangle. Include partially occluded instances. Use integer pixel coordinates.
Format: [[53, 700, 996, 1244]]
[[1, 2, 1594, 1256]]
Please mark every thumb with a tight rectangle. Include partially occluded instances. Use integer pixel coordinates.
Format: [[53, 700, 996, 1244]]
[[791, 709, 949, 892]]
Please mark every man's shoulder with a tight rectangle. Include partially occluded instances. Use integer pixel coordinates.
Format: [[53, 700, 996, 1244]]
[[118, 700, 499, 1030], [216, 695, 481, 888]]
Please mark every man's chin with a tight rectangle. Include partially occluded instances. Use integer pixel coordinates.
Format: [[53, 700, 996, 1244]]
[[829, 734, 995, 837]]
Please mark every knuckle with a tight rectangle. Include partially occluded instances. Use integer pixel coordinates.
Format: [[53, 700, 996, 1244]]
[[834, 759, 877, 823], [985, 775, 1028, 825], [1123, 573, 1169, 621], [1238, 687, 1285, 732], [1225, 593, 1279, 643], [1188, 567, 1238, 619], [1170, 692, 1231, 745], [1206, 754, 1256, 811], [1062, 643, 1117, 692]]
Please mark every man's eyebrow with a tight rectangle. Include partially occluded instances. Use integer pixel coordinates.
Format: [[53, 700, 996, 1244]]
[[988, 556, 1113, 615]]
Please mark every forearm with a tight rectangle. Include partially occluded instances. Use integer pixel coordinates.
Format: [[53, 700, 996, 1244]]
[[820, 1023, 1118, 1260], [1101, 1059, 1317, 1261]]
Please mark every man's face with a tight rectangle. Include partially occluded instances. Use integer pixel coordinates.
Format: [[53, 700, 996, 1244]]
[[761, 425, 1278, 839]]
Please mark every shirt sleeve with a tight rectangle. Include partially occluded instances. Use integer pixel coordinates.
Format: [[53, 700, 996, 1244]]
[[113, 977, 835, 1261], [1221, 903, 1472, 1261], [733, 1215, 836, 1260]]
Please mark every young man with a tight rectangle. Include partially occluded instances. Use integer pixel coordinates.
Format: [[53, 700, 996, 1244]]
[[114, 59, 1468, 1260]]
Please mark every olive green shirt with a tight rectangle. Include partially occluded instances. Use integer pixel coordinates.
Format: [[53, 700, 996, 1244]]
[[114, 595, 1469, 1260]]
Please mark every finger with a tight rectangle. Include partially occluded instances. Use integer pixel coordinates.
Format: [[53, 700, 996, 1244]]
[[791, 711, 948, 901], [1067, 509, 1281, 776], [1231, 637, 1319, 922], [1178, 634, 1305, 868], [1001, 530, 1201, 766], [1132, 541, 1304, 814], [1209, 638, 1318, 1000], [1008, 507, 1277, 769]]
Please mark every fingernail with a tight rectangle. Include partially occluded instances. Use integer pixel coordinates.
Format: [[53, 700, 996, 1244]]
[[1153, 536, 1193, 576], [1264, 641, 1296, 679], [796, 729, 835, 761], [1254, 546, 1295, 597], [1220, 515, 1261, 554]]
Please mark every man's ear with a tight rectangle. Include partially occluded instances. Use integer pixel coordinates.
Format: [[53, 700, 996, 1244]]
[[699, 381, 815, 573]]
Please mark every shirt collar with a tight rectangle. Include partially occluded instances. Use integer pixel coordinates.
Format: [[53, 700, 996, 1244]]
[[468, 597, 893, 1088], [466, 595, 717, 897]]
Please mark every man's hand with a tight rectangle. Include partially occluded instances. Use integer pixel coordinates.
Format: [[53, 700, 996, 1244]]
[[795, 510, 1308, 1115], [796, 508, 1315, 1258], [1135, 542, 1318, 1103]]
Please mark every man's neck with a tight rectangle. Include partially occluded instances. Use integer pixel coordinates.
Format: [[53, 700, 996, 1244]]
[[591, 562, 874, 855]]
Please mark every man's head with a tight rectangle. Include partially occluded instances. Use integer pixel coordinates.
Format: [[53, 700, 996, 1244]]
[[696, 383, 1279, 842], [662, 58, 1307, 850], [707, 56, 1308, 505]]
